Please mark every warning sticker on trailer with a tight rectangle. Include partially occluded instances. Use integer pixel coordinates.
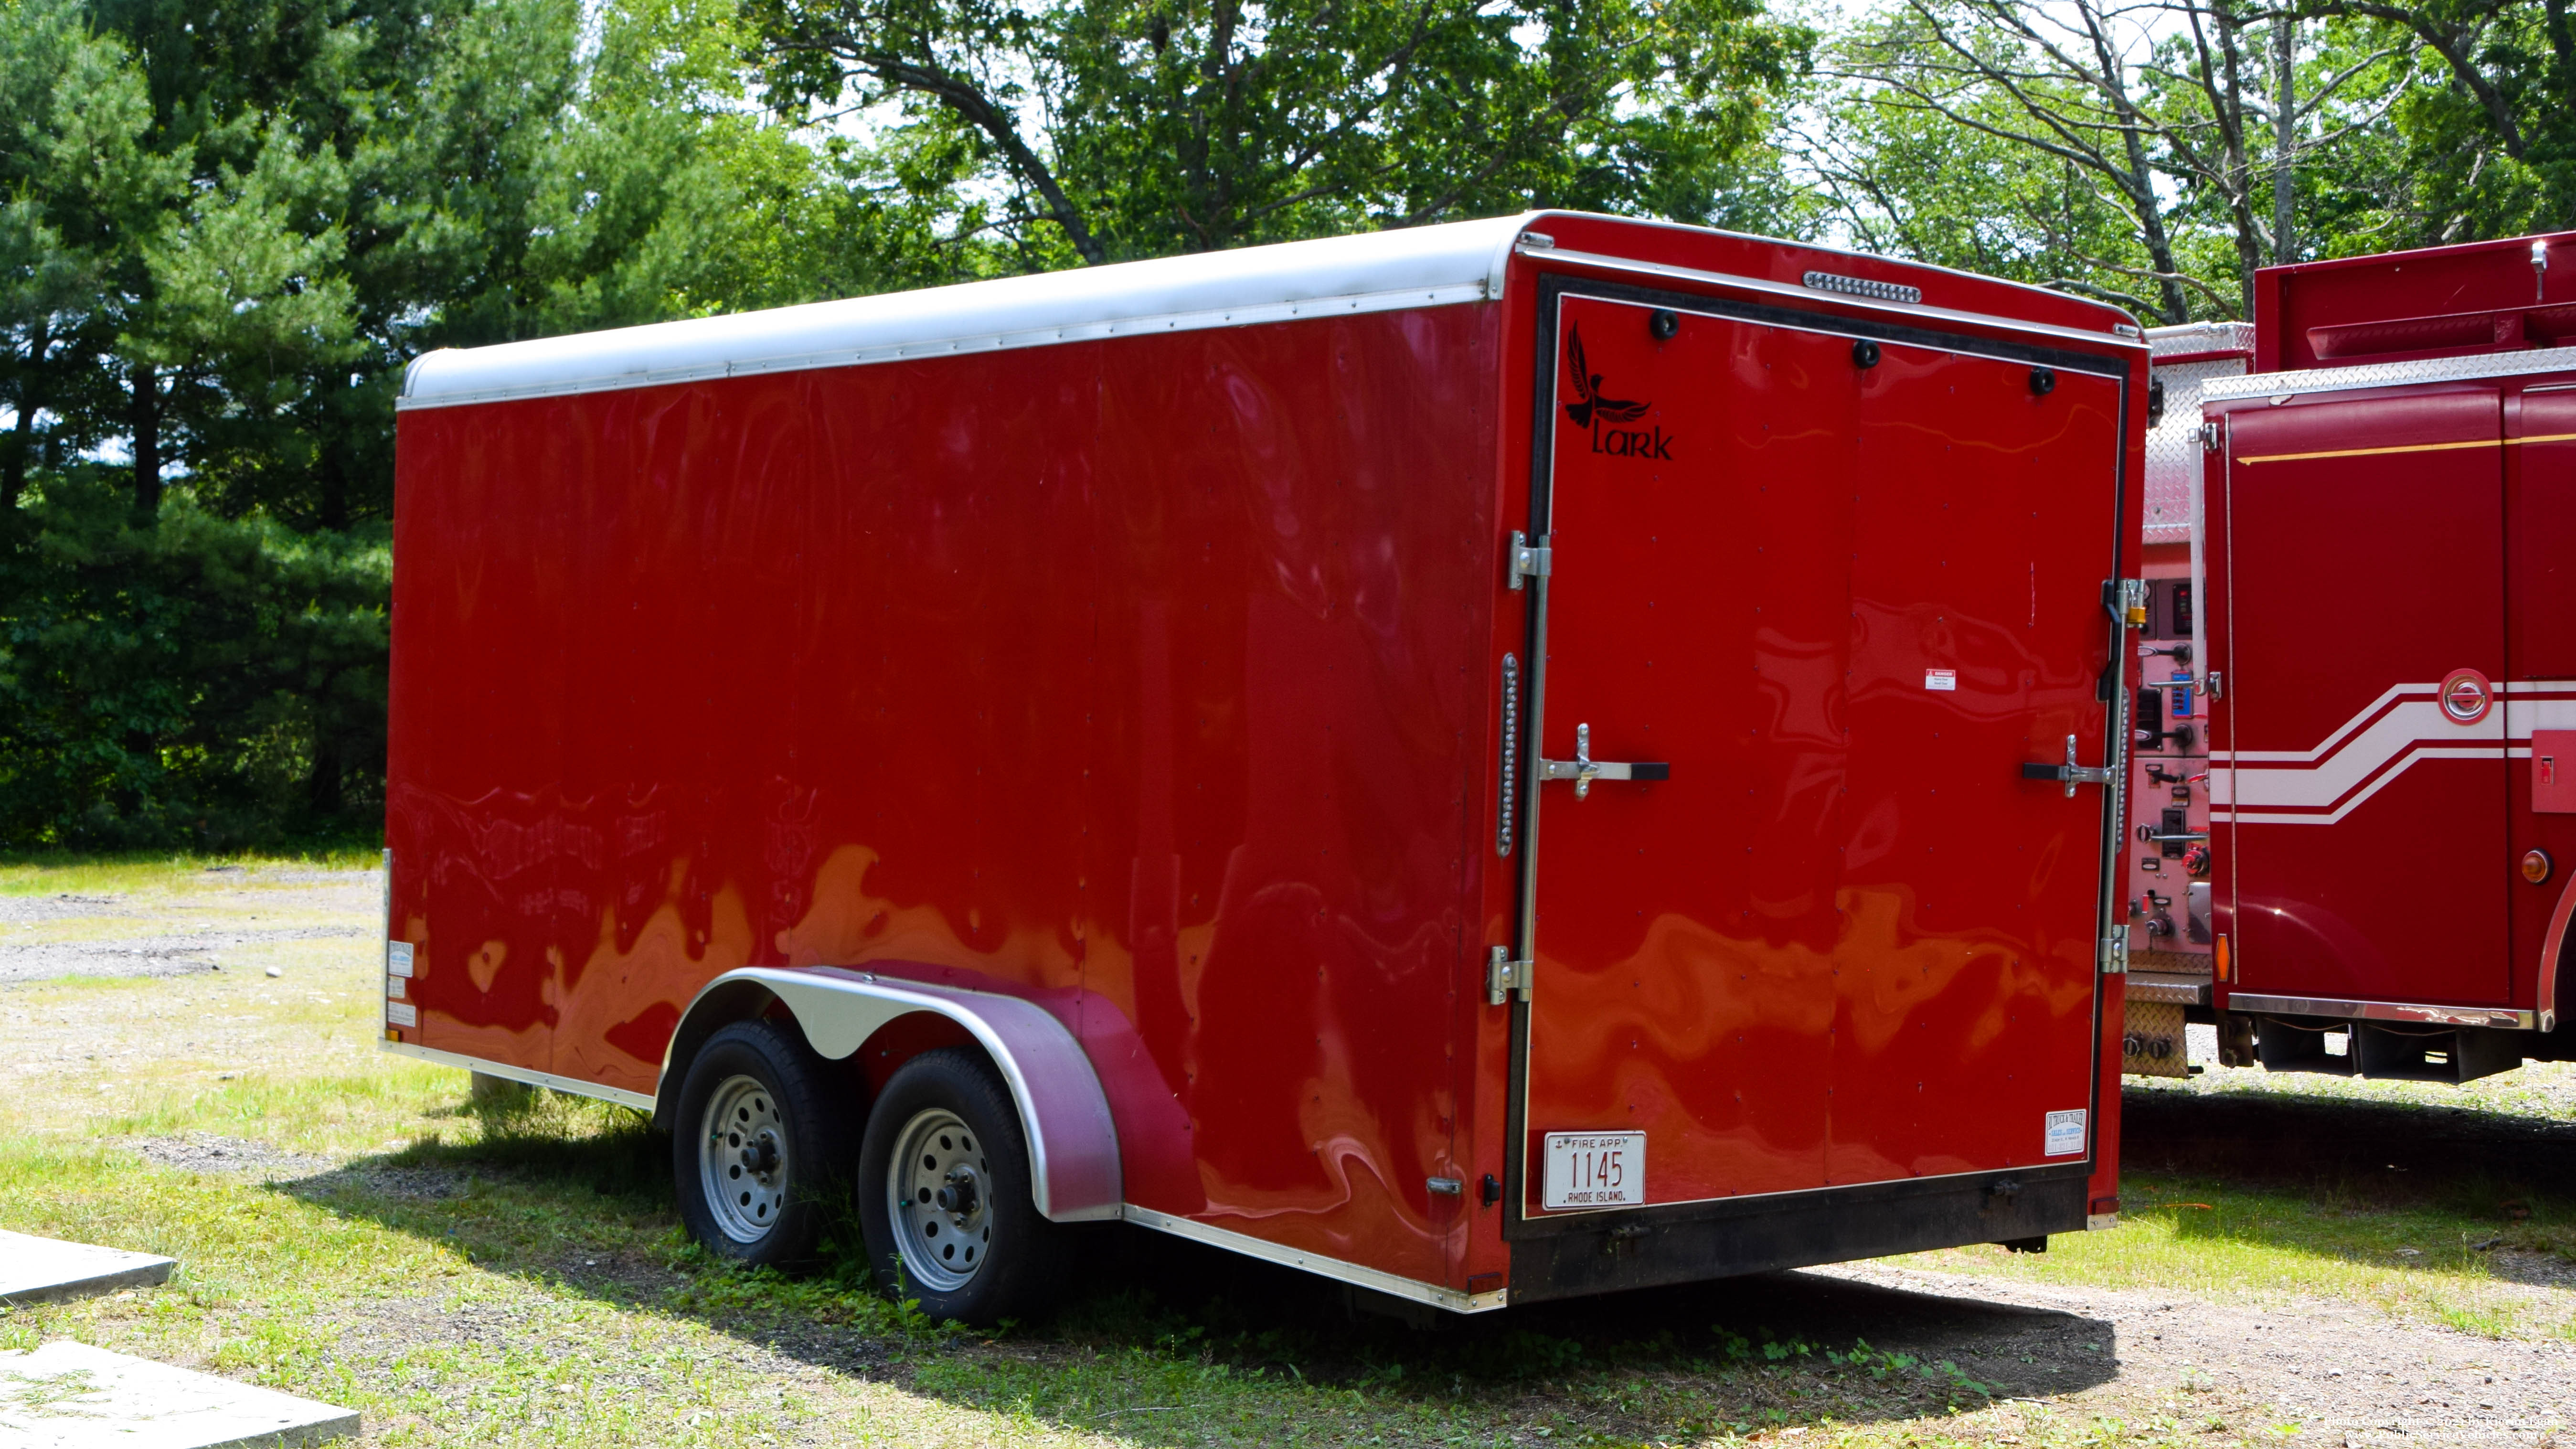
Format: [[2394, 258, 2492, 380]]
[[1542, 1131, 1646, 1209], [1924, 669, 1958, 691], [386, 1001, 418, 1029], [2044, 1109, 2087, 1157]]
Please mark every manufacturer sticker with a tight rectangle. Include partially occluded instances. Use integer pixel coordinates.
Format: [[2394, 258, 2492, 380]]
[[1541, 1131, 1646, 1209], [387, 940, 415, 978], [2044, 1108, 2086, 1157], [1924, 669, 1957, 692], [385, 1001, 418, 1029]]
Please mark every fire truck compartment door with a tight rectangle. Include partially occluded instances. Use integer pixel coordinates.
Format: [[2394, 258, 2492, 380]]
[[1519, 291, 2120, 1216], [2217, 389, 2509, 1005]]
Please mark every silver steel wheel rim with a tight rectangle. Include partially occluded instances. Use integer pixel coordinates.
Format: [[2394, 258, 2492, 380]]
[[887, 1107, 991, 1293], [699, 1074, 791, 1243]]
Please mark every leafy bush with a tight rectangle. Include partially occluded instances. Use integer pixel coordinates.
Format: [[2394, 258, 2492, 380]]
[[0, 471, 387, 849]]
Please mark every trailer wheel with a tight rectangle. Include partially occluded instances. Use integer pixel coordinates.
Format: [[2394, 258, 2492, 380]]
[[857, 1048, 1062, 1324], [671, 1019, 853, 1268]]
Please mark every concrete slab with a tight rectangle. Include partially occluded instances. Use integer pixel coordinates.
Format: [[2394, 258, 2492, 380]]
[[0, 1340, 359, 1448], [0, 1232, 175, 1307]]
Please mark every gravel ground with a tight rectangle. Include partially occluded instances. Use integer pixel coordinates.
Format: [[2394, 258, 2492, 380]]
[[0, 870, 376, 983], [119, 1133, 337, 1179], [1804, 1261, 2576, 1445]]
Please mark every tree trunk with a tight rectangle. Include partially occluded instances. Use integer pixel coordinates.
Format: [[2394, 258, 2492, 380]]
[[2, 391, 33, 512], [2273, 16, 2296, 265], [131, 362, 162, 521], [319, 445, 349, 532], [3, 324, 48, 511], [305, 731, 344, 820]]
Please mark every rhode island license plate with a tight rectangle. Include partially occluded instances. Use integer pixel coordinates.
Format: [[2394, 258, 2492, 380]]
[[1540, 1131, 1645, 1210]]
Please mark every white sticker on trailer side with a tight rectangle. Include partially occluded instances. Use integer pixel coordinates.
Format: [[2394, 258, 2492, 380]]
[[1541, 1131, 1646, 1210], [385, 1001, 418, 1029], [1924, 669, 1958, 691], [387, 940, 414, 977], [2044, 1108, 2086, 1157]]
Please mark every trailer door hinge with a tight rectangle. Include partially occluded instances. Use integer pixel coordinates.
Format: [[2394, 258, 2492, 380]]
[[1507, 531, 1552, 591], [2207, 670, 2222, 700], [1487, 945, 1532, 1005], [2100, 935, 2129, 975], [2200, 421, 2223, 453], [2022, 734, 2115, 798], [2104, 577, 2147, 629]]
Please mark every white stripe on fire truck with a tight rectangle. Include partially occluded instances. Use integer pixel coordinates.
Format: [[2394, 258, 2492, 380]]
[[2209, 681, 2576, 824]]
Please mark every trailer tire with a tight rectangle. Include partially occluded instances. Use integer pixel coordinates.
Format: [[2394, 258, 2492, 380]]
[[671, 1019, 855, 1268], [857, 1047, 1062, 1325]]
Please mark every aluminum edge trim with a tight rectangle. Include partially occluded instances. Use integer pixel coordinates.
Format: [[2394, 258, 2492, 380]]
[[1119, 1205, 1507, 1313], [1519, 245, 2145, 358], [2203, 346, 2576, 402], [397, 281, 1494, 411], [2226, 993, 2537, 1029], [381, 1039, 658, 1111]]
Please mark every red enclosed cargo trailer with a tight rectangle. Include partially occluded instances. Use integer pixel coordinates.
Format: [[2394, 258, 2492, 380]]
[[2179, 232, 2576, 1082], [385, 212, 2147, 1321]]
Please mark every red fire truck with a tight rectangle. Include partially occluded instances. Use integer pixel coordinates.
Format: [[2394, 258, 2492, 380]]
[[384, 213, 2145, 1323], [2128, 232, 2576, 1083]]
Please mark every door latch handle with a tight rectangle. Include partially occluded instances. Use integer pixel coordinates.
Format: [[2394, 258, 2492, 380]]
[[2021, 734, 2113, 798], [1539, 722, 1670, 799]]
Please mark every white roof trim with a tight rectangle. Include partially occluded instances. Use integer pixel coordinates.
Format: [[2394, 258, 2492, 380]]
[[399, 213, 1541, 410]]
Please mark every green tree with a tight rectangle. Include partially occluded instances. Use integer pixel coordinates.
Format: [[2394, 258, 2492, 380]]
[[754, 0, 1808, 265], [0, 0, 182, 512]]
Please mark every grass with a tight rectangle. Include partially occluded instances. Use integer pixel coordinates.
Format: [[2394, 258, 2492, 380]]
[[1894, 1178, 2576, 1340], [0, 847, 383, 897], [5, 862, 2575, 1446]]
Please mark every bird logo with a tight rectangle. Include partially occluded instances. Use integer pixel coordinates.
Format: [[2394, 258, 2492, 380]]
[[1562, 325, 1649, 432]]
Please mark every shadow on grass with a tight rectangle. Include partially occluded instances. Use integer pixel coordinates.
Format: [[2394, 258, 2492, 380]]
[[266, 1090, 2120, 1443], [2123, 1080, 2576, 1204]]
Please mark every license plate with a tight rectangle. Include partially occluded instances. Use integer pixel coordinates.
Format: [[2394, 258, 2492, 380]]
[[1541, 1131, 1645, 1210]]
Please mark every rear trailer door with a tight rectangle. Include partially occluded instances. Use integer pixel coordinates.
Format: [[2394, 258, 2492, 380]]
[[1512, 286, 2123, 1226]]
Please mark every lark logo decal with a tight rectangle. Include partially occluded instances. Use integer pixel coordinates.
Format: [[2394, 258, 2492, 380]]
[[1564, 325, 1672, 460]]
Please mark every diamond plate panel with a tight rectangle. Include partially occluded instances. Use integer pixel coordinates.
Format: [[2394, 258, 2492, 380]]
[[2147, 321, 2254, 359], [2143, 357, 2247, 544], [2203, 344, 2576, 402], [2121, 999, 2189, 1077]]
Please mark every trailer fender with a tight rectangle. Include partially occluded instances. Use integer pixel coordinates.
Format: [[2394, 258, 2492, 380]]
[[660, 966, 1122, 1223]]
